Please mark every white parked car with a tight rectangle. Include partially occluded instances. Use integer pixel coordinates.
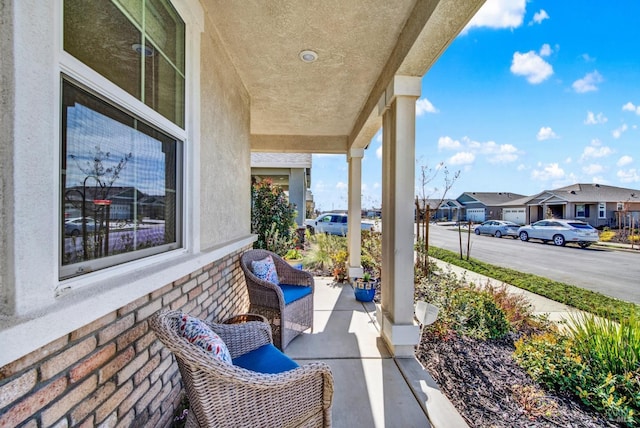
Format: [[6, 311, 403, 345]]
[[305, 213, 375, 235], [517, 219, 599, 248]]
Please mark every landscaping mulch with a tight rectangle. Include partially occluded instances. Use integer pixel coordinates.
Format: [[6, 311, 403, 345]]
[[416, 331, 620, 428]]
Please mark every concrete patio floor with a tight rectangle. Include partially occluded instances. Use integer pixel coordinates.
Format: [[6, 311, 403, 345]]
[[286, 277, 468, 428]]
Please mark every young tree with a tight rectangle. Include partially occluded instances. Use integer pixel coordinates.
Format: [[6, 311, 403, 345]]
[[415, 162, 459, 274], [68, 145, 132, 258]]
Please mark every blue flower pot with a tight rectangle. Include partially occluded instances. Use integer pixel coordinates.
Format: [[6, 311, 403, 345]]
[[354, 281, 376, 302]]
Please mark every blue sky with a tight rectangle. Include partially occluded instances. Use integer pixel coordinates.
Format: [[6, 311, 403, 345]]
[[311, 0, 640, 213]]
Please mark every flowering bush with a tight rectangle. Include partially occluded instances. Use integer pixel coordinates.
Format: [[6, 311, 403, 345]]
[[251, 179, 296, 253], [514, 316, 640, 426]]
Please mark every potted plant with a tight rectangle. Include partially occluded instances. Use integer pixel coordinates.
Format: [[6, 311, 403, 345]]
[[354, 271, 376, 302], [331, 250, 348, 282], [283, 248, 304, 269]]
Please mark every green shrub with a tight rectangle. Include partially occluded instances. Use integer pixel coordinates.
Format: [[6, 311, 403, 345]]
[[567, 313, 640, 379], [361, 230, 382, 278], [251, 179, 296, 252], [304, 233, 346, 272], [447, 288, 511, 339], [515, 325, 640, 426]]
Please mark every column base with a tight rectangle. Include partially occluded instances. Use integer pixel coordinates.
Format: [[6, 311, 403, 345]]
[[376, 305, 420, 358], [348, 266, 363, 279]]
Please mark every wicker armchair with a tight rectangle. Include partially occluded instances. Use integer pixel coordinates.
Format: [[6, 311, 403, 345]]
[[240, 249, 314, 349], [149, 310, 333, 428]]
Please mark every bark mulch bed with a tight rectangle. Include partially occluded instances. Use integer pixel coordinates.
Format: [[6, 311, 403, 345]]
[[416, 331, 620, 428]]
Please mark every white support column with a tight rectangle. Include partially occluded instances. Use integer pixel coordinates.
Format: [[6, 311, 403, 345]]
[[347, 148, 364, 279], [377, 75, 422, 357]]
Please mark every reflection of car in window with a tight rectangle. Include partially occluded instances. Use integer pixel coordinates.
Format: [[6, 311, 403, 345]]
[[305, 213, 375, 235], [64, 217, 99, 236]]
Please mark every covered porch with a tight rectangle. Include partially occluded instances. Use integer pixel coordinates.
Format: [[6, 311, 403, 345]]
[[0, 0, 486, 426], [288, 276, 466, 427]]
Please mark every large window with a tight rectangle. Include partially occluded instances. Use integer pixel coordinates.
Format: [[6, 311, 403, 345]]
[[61, 79, 182, 279], [63, 0, 185, 127], [576, 204, 586, 218], [60, 0, 186, 279]]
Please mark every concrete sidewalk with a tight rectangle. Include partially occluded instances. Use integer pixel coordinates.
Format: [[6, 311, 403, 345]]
[[287, 278, 468, 428]]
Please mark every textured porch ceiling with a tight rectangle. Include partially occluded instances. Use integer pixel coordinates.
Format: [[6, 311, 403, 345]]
[[202, 0, 485, 153]]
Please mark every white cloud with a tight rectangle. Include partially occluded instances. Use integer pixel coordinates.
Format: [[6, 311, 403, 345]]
[[531, 163, 565, 180], [464, 0, 526, 32], [612, 124, 628, 139], [617, 169, 640, 183], [536, 126, 558, 140], [622, 102, 640, 115], [440, 136, 520, 163], [336, 182, 347, 190], [584, 111, 607, 125], [511, 50, 553, 84], [572, 70, 603, 93], [438, 136, 462, 151], [580, 139, 613, 161], [448, 152, 476, 165], [583, 164, 604, 175], [617, 155, 633, 167], [581, 53, 595, 62], [416, 98, 438, 116], [539, 43, 552, 57], [530, 9, 550, 25], [484, 142, 519, 163], [376, 144, 382, 159]]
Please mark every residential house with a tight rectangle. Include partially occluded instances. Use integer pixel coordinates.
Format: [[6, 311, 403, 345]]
[[416, 198, 463, 222], [521, 183, 640, 228], [456, 192, 527, 223], [0, 1, 484, 426]]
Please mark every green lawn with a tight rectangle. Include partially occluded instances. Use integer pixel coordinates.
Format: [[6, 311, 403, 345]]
[[428, 246, 640, 322]]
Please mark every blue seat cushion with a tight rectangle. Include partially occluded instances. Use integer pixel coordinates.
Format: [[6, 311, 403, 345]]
[[278, 284, 312, 305], [232, 344, 299, 374]]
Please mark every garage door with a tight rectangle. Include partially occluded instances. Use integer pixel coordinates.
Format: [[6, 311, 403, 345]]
[[466, 208, 485, 222], [503, 208, 525, 225]]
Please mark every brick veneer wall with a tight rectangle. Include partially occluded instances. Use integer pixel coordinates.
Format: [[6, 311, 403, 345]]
[[0, 247, 251, 428]]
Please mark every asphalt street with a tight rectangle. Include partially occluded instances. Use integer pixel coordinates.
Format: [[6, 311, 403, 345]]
[[427, 224, 640, 304]]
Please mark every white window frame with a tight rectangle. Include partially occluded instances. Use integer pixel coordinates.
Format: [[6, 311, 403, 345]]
[[56, 0, 203, 290], [598, 202, 606, 219]]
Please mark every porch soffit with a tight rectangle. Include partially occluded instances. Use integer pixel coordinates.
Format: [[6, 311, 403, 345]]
[[202, 0, 485, 154]]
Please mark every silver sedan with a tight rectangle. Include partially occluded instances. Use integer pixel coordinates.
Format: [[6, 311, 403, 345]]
[[474, 220, 520, 238]]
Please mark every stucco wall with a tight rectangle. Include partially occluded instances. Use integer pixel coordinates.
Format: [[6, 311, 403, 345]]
[[199, 15, 252, 249], [0, 0, 15, 315], [0, 0, 255, 371], [0, 1, 258, 425]]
